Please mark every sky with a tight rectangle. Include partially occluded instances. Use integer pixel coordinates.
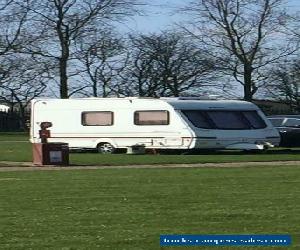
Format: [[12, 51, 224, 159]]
[[119, 0, 187, 33], [119, 0, 300, 34]]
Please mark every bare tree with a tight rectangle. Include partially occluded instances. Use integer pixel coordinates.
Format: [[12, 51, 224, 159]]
[[268, 60, 300, 112], [19, 0, 141, 99], [0, 0, 32, 86], [0, 54, 53, 129], [120, 36, 161, 97], [0, 1, 28, 57], [183, 0, 296, 101], [75, 30, 126, 97], [121, 32, 215, 97]]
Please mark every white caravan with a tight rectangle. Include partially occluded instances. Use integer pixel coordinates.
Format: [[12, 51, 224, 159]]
[[30, 97, 280, 153]]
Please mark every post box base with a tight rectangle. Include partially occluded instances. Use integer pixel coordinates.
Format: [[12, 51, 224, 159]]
[[32, 143, 69, 166]]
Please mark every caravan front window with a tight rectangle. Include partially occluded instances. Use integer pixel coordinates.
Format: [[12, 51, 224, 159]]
[[242, 111, 266, 129], [181, 110, 213, 129], [182, 110, 266, 130], [207, 111, 250, 129], [82, 111, 113, 126]]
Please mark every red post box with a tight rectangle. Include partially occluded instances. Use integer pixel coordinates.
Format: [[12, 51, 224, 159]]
[[32, 121, 69, 166], [32, 143, 69, 166]]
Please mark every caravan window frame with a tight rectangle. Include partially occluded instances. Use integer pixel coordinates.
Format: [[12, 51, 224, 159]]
[[134, 110, 170, 126], [81, 111, 114, 126]]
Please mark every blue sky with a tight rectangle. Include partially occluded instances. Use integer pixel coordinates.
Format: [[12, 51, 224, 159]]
[[120, 0, 300, 33], [120, 0, 186, 33]]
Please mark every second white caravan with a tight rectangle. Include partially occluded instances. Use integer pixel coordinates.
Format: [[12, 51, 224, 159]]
[[30, 97, 280, 153]]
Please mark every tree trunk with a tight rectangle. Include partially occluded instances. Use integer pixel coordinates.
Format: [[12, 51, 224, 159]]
[[92, 80, 98, 97], [56, 16, 70, 99], [18, 105, 27, 131], [59, 57, 68, 99], [102, 82, 108, 97], [172, 78, 180, 97], [243, 65, 253, 102]]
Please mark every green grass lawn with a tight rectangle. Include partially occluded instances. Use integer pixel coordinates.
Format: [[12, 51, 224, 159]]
[[0, 132, 29, 142], [70, 151, 300, 166], [1, 140, 300, 165], [0, 166, 299, 249], [0, 132, 300, 165]]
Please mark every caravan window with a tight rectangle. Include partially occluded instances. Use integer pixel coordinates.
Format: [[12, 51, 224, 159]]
[[207, 111, 250, 129], [134, 110, 169, 125], [181, 110, 213, 129], [82, 111, 113, 126], [182, 110, 266, 130], [242, 111, 266, 129]]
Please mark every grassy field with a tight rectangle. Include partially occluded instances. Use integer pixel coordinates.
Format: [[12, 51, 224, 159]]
[[0, 133, 299, 249], [0, 166, 299, 249], [0, 132, 29, 141], [1, 132, 300, 165]]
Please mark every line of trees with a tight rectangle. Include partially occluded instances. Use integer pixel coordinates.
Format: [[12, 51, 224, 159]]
[[1, 0, 300, 129]]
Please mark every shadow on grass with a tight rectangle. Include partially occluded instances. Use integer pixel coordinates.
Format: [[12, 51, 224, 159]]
[[187, 148, 300, 155], [71, 148, 300, 156]]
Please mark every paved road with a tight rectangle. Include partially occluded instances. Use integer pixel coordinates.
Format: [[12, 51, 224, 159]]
[[0, 161, 299, 172]]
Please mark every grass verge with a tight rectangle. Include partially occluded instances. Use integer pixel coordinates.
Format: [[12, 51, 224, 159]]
[[1, 140, 300, 165], [1, 133, 300, 165], [0, 132, 29, 142], [0, 166, 299, 249]]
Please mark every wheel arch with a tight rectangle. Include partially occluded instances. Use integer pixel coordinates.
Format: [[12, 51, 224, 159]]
[[94, 138, 117, 149]]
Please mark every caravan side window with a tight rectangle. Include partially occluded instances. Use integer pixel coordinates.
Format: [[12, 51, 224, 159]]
[[82, 111, 113, 126], [134, 110, 169, 125]]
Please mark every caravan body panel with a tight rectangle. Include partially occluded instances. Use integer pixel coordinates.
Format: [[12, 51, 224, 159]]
[[30, 98, 194, 149]]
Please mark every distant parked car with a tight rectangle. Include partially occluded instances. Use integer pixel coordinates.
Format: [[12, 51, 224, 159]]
[[268, 115, 300, 147]]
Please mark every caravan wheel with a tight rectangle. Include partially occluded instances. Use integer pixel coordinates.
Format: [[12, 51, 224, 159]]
[[97, 143, 115, 154]]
